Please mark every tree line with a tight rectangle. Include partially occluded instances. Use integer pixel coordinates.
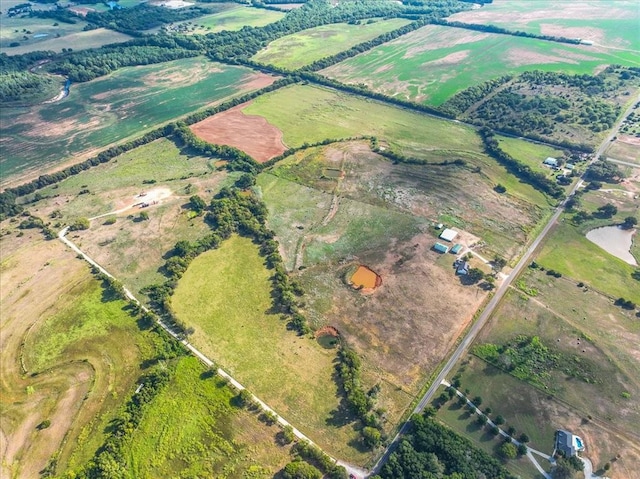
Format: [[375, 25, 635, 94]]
[[479, 128, 566, 199], [432, 19, 582, 45]]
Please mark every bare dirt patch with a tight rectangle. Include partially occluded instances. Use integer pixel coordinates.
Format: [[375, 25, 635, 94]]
[[506, 47, 577, 67], [400, 25, 491, 58], [423, 50, 470, 66], [190, 103, 287, 163]]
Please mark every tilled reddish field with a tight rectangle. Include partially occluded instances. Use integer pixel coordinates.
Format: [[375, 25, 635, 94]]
[[190, 103, 287, 163]]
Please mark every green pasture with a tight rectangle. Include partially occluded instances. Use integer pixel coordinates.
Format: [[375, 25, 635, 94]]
[[433, 388, 546, 479], [126, 356, 290, 478], [496, 136, 564, 175], [1, 57, 260, 184], [186, 5, 284, 34], [1, 26, 133, 55], [252, 18, 409, 69], [537, 219, 640, 303], [448, 0, 640, 52], [243, 84, 484, 153], [33, 138, 216, 216], [22, 275, 157, 471], [321, 24, 639, 106], [171, 235, 369, 464]]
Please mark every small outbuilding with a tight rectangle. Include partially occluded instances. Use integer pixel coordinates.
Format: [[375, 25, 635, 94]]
[[433, 242, 449, 254], [439, 228, 458, 242], [555, 430, 585, 458], [450, 244, 463, 255], [544, 157, 559, 168]]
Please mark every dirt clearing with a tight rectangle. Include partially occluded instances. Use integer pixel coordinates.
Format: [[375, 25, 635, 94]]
[[190, 103, 287, 162]]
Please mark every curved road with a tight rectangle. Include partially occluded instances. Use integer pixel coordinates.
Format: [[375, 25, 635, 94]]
[[371, 92, 639, 476]]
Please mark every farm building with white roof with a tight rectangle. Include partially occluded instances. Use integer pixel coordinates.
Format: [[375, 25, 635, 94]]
[[439, 228, 458, 242]]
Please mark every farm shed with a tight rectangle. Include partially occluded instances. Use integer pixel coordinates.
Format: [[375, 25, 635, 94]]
[[543, 157, 559, 167], [450, 244, 462, 254], [433, 242, 449, 254], [439, 228, 458, 242]]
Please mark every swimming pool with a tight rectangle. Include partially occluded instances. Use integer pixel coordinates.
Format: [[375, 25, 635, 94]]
[[575, 437, 584, 449]]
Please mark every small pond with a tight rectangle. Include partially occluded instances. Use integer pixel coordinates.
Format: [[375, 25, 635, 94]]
[[585, 225, 637, 266]]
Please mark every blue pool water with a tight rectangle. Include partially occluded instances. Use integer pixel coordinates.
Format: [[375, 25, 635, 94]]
[[575, 438, 583, 448]]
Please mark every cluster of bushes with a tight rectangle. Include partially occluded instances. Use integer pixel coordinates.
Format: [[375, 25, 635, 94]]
[[586, 160, 624, 183], [17, 213, 56, 239], [614, 298, 636, 310], [546, 269, 562, 278], [0, 71, 59, 103], [373, 414, 515, 479], [291, 441, 348, 479], [479, 128, 566, 199], [335, 348, 384, 447], [474, 335, 598, 388]]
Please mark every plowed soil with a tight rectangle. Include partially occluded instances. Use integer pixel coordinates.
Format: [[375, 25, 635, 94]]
[[190, 103, 287, 163]]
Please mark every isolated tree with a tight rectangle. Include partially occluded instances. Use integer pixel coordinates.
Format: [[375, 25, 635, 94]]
[[494, 415, 505, 425], [473, 396, 483, 406], [282, 425, 295, 444], [499, 442, 518, 459], [632, 269, 640, 281], [282, 460, 322, 479], [622, 216, 637, 229], [596, 203, 617, 218], [69, 217, 90, 231], [517, 443, 528, 456], [467, 268, 485, 284], [493, 256, 507, 271], [519, 433, 530, 443], [139, 211, 149, 221], [507, 426, 516, 436], [189, 194, 206, 213], [362, 426, 382, 448]]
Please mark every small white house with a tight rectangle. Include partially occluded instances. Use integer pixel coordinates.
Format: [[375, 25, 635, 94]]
[[440, 228, 458, 242], [544, 157, 559, 168]]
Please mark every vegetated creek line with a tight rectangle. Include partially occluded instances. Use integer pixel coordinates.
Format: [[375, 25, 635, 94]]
[[56, 226, 363, 476], [585, 225, 638, 266]]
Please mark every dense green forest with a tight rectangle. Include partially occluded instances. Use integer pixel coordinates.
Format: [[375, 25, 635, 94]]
[[373, 413, 516, 479], [0, 70, 59, 103]]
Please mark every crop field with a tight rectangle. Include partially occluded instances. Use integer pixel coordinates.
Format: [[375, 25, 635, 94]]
[[176, 5, 285, 34], [606, 138, 640, 164], [170, 235, 370, 464], [252, 18, 410, 69], [321, 24, 639, 106], [126, 356, 291, 478], [27, 138, 236, 295], [190, 103, 288, 162], [0, 57, 275, 186], [1, 27, 133, 55], [449, 0, 640, 52], [0, 231, 152, 478]]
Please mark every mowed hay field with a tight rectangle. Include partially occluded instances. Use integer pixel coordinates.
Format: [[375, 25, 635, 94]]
[[171, 235, 369, 464], [0, 230, 151, 478], [28, 138, 235, 295], [252, 18, 410, 69], [181, 5, 284, 34], [449, 0, 640, 52], [321, 24, 639, 106], [125, 356, 291, 478], [0, 57, 275, 186]]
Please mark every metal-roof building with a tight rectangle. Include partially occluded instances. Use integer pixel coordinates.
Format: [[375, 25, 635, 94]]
[[439, 228, 458, 242], [433, 242, 449, 253], [450, 244, 463, 254]]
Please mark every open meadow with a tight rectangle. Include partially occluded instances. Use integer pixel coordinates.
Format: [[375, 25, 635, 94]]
[[172, 5, 285, 34], [252, 18, 409, 69], [0, 229, 153, 478], [170, 235, 371, 465], [26, 138, 237, 297], [449, 0, 640, 52], [0, 57, 275, 187], [321, 24, 639, 106], [448, 263, 640, 477], [125, 356, 292, 478]]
